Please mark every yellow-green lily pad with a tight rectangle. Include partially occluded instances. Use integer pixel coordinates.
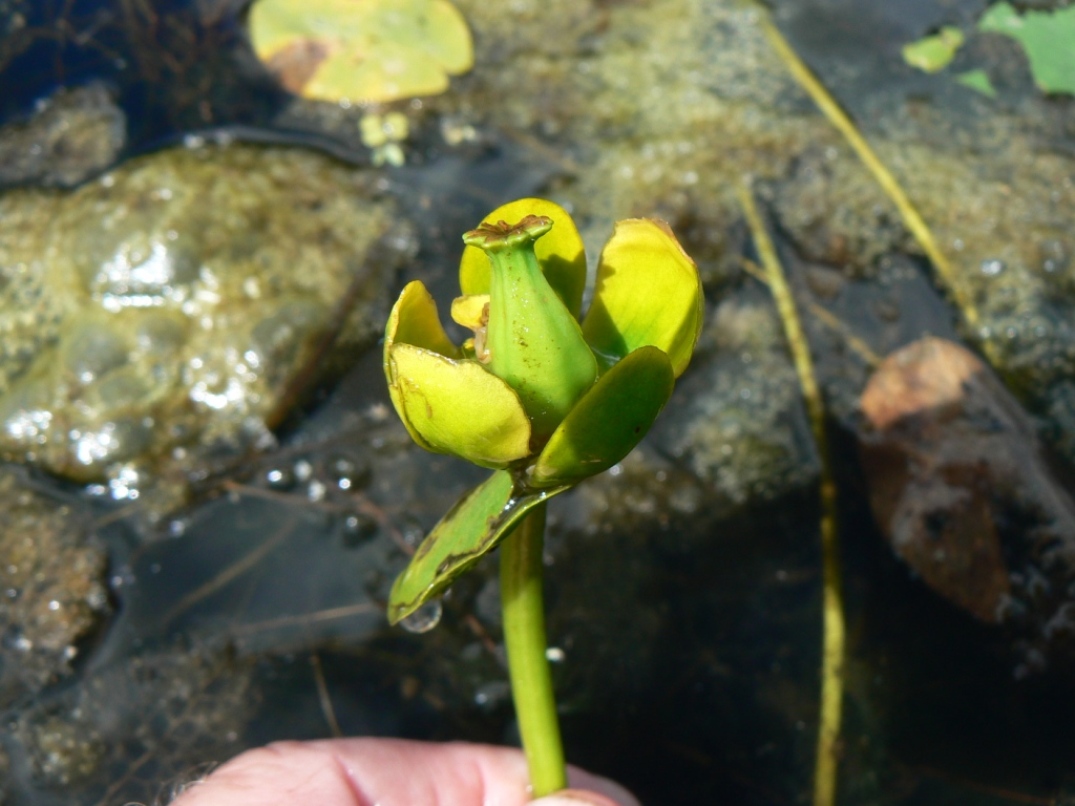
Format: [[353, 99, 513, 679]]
[[528, 346, 674, 489], [459, 198, 587, 319], [979, 2, 1075, 95], [902, 26, 964, 74], [248, 0, 474, 104], [582, 219, 703, 377], [388, 343, 531, 468], [387, 471, 569, 623]]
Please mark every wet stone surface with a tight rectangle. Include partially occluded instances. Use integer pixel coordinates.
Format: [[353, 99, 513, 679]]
[[650, 291, 820, 512], [0, 142, 408, 499]]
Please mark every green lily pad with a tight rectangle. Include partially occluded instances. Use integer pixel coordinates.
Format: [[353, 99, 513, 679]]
[[388, 343, 532, 468], [902, 26, 964, 74], [458, 198, 587, 319], [979, 2, 1075, 95], [528, 346, 674, 488], [387, 471, 569, 623], [582, 218, 703, 377]]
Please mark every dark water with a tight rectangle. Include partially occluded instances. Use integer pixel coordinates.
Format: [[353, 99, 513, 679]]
[[0, 0, 282, 152]]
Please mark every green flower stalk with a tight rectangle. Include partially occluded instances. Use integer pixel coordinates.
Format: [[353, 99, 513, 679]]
[[383, 197, 703, 797]]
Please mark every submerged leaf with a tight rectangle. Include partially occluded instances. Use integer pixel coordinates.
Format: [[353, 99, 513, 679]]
[[955, 69, 997, 97], [387, 471, 569, 623], [902, 26, 964, 74]]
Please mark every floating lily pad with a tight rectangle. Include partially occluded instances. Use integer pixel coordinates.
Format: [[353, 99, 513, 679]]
[[979, 2, 1075, 95], [387, 471, 569, 624], [902, 26, 964, 74], [249, 0, 474, 103]]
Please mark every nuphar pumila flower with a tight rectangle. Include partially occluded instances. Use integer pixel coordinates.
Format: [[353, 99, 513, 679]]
[[384, 198, 703, 623]]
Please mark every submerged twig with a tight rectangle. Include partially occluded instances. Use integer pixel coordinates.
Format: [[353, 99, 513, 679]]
[[737, 181, 845, 806], [311, 652, 343, 737], [744, 255, 881, 366], [753, 4, 982, 336]]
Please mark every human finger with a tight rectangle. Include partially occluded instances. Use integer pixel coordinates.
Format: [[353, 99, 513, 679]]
[[171, 737, 637, 806]]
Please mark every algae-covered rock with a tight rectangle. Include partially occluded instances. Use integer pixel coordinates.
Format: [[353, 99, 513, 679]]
[[9, 645, 254, 798], [651, 294, 819, 510], [0, 143, 404, 489], [0, 82, 125, 189], [0, 468, 110, 707]]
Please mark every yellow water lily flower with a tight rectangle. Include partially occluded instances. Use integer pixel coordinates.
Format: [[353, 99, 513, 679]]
[[384, 197, 704, 622], [384, 196, 702, 479]]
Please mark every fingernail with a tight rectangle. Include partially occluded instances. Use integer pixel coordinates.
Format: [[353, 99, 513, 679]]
[[532, 789, 621, 806]]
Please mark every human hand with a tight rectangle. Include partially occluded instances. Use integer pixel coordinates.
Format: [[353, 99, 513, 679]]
[[170, 737, 639, 806]]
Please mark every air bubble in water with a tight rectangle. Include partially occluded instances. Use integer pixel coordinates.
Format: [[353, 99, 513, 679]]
[[399, 600, 443, 634]]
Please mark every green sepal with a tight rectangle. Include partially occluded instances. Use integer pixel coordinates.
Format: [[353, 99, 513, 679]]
[[459, 198, 587, 319], [387, 470, 569, 624], [582, 218, 703, 377], [528, 345, 674, 488]]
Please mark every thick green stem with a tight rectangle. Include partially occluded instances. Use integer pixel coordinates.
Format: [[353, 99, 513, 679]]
[[500, 502, 566, 797]]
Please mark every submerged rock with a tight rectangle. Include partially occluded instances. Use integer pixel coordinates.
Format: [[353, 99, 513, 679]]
[[860, 338, 1075, 670], [0, 82, 126, 189], [0, 143, 406, 498], [7, 644, 254, 801], [0, 468, 110, 708], [651, 293, 819, 513]]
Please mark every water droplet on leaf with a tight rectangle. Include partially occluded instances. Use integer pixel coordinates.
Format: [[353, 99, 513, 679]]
[[399, 599, 442, 634]]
